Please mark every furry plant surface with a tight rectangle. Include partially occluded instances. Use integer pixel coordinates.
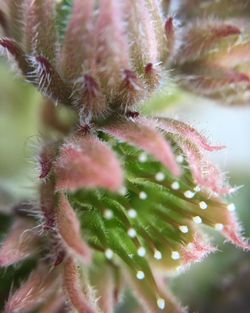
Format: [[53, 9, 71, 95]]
[[0, 0, 250, 312]]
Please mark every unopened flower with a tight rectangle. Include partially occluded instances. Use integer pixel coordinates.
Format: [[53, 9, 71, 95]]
[[0, 1, 249, 313], [168, 0, 250, 104]]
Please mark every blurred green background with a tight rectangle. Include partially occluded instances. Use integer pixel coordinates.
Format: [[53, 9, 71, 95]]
[[0, 56, 250, 313]]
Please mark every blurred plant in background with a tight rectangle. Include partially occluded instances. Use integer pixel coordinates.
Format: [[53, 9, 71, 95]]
[[0, 1, 250, 313], [169, 0, 250, 105]]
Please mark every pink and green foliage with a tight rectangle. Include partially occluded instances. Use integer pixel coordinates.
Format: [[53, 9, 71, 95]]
[[0, 0, 250, 312], [172, 0, 250, 105]]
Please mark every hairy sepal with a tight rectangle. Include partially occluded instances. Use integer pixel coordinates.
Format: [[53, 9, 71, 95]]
[[126, 0, 158, 73], [178, 64, 250, 95], [116, 69, 144, 111], [80, 74, 107, 119], [145, 0, 168, 62], [177, 0, 250, 19], [90, 261, 117, 313], [55, 133, 123, 192], [36, 293, 66, 313], [176, 19, 241, 63], [60, 0, 94, 81], [0, 37, 30, 75], [40, 178, 57, 231], [194, 200, 250, 250], [38, 141, 59, 180], [223, 212, 250, 250], [101, 117, 181, 176], [180, 232, 216, 266], [129, 270, 186, 313], [165, 17, 175, 61], [63, 257, 97, 313], [170, 134, 232, 195], [56, 193, 91, 262], [158, 118, 225, 152], [4, 266, 60, 313], [0, 8, 9, 36], [25, 0, 56, 61], [96, 0, 130, 92], [8, 0, 25, 41], [27, 55, 72, 105], [0, 218, 39, 267], [207, 42, 250, 69]]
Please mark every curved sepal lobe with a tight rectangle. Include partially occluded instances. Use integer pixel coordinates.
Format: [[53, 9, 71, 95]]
[[55, 133, 123, 192]]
